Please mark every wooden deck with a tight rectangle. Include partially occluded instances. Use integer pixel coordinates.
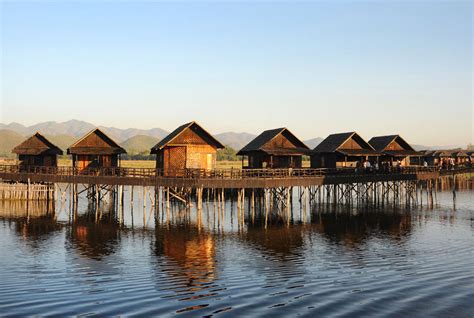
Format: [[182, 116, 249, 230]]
[[1, 165, 470, 189]]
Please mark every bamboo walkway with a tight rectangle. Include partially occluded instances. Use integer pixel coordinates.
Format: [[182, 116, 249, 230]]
[[1, 165, 469, 189]]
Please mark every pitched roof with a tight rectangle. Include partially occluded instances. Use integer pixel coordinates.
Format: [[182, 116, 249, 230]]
[[451, 150, 469, 157], [67, 128, 126, 155], [12, 132, 63, 156], [431, 150, 452, 157], [236, 128, 309, 156], [369, 135, 408, 151], [312, 132, 375, 153], [368, 135, 419, 157], [150, 121, 224, 154]]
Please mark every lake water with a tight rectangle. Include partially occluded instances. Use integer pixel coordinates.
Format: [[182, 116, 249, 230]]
[[0, 186, 473, 317]]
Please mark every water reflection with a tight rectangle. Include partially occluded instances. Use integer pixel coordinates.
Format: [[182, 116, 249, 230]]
[[0, 188, 473, 317], [312, 207, 413, 249], [153, 224, 217, 289], [67, 206, 121, 260], [0, 201, 61, 245], [244, 225, 306, 258]]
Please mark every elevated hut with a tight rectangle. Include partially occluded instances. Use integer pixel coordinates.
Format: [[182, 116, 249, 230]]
[[67, 128, 126, 171], [368, 135, 421, 166], [422, 150, 452, 166], [420, 150, 435, 166], [451, 150, 470, 165], [311, 132, 379, 168], [237, 128, 309, 169], [150, 122, 224, 175], [12, 132, 63, 167]]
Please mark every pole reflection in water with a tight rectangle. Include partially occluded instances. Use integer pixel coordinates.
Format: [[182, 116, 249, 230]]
[[67, 206, 121, 260], [0, 184, 472, 317]]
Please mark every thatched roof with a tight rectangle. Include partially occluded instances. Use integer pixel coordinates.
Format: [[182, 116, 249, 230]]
[[12, 132, 63, 156], [67, 128, 126, 155], [368, 135, 420, 156], [237, 128, 309, 156], [313, 132, 378, 155], [150, 121, 224, 154], [425, 150, 452, 158], [451, 150, 469, 157], [368, 135, 414, 151]]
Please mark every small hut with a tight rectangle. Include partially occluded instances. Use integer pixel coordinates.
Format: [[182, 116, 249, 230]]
[[420, 150, 436, 166], [422, 150, 452, 166], [150, 122, 224, 175], [12, 132, 63, 167], [451, 150, 469, 165], [67, 128, 126, 172], [237, 128, 309, 169], [311, 132, 379, 168], [368, 135, 421, 166]]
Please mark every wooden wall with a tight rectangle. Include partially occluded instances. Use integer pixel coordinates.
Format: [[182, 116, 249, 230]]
[[261, 134, 297, 151], [158, 145, 217, 172], [18, 155, 57, 167], [247, 153, 303, 169], [340, 138, 363, 150], [311, 154, 337, 168], [73, 154, 119, 171]]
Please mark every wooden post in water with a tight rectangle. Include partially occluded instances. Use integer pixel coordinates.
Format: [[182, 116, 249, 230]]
[[251, 189, 255, 224], [118, 185, 123, 225]]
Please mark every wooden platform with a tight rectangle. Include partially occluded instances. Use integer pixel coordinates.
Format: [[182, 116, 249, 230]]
[[1, 165, 470, 189]]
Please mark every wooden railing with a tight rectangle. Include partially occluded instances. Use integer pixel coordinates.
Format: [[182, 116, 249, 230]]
[[0, 164, 465, 181]]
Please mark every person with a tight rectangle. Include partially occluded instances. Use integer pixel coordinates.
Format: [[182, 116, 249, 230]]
[[423, 160, 428, 168], [365, 160, 371, 173], [355, 160, 361, 173]]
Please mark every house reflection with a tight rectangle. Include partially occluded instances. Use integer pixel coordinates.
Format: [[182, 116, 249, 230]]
[[311, 207, 413, 249], [153, 224, 217, 290], [67, 207, 120, 260], [243, 224, 306, 259]]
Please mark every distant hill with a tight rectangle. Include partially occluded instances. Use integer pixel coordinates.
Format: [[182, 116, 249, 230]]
[[44, 134, 77, 153], [0, 120, 169, 142], [304, 137, 324, 149], [215, 132, 256, 150], [2, 120, 464, 158], [0, 129, 26, 158], [120, 135, 159, 155]]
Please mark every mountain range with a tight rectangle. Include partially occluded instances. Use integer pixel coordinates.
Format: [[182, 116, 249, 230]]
[[0, 119, 459, 158]]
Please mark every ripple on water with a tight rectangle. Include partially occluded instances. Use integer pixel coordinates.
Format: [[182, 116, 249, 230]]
[[0, 200, 473, 317]]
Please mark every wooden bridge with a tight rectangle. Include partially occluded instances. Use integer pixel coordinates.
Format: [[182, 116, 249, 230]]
[[0, 164, 471, 227], [1, 164, 468, 188], [0, 164, 471, 210]]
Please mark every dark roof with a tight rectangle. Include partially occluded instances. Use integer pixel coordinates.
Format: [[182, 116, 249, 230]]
[[12, 132, 63, 156], [383, 150, 422, 156], [150, 121, 224, 154], [368, 135, 416, 152], [420, 150, 436, 157], [67, 128, 126, 155], [312, 132, 375, 153], [336, 149, 380, 156], [432, 150, 452, 157], [237, 128, 309, 156], [451, 150, 469, 157]]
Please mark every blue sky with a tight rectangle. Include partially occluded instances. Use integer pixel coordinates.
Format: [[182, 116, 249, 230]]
[[1, 1, 472, 146]]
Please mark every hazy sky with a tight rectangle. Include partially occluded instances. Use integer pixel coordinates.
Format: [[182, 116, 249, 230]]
[[1, 1, 472, 146]]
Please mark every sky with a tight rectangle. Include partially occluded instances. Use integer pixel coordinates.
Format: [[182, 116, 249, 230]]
[[0, 1, 472, 147]]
